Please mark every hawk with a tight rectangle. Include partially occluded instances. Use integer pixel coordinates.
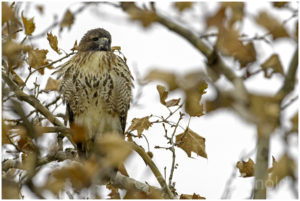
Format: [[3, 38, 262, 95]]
[[56, 28, 133, 156]]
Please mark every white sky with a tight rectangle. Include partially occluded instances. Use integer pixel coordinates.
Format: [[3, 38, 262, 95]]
[[4, 1, 298, 199]]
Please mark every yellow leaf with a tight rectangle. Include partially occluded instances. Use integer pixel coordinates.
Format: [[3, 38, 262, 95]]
[[176, 128, 207, 158], [21, 11, 35, 36], [47, 32, 61, 54], [256, 11, 289, 40], [236, 158, 255, 177], [144, 69, 178, 91], [28, 48, 49, 74], [180, 193, 206, 199], [174, 2, 194, 12], [266, 154, 296, 187], [216, 27, 256, 67], [60, 9, 74, 31], [128, 116, 152, 137], [45, 77, 61, 91], [261, 54, 284, 78]]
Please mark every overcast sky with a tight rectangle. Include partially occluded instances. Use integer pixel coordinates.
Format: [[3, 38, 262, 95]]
[[10, 1, 298, 199]]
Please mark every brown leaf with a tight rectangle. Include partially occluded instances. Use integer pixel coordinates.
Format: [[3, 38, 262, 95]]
[[166, 98, 181, 107], [60, 9, 74, 31], [126, 6, 157, 28], [256, 11, 289, 40], [273, 2, 288, 8], [2, 179, 21, 199], [21, 11, 35, 36], [106, 184, 120, 199], [261, 54, 284, 78], [45, 77, 61, 91], [236, 158, 255, 177], [222, 2, 244, 26], [174, 2, 194, 12], [28, 48, 49, 74], [145, 69, 178, 91], [176, 128, 207, 158], [47, 32, 61, 54], [96, 134, 132, 167], [36, 5, 44, 15], [180, 193, 206, 199], [2, 41, 31, 69], [206, 7, 226, 29], [289, 112, 298, 134], [2, 2, 15, 25], [2, 121, 10, 144], [71, 40, 79, 51], [128, 116, 152, 137], [111, 46, 121, 52], [156, 85, 181, 107], [216, 27, 256, 67], [266, 154, 296, 187]]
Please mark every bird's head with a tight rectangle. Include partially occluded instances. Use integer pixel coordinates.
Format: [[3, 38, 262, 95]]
[[78, 28, 112, 52]]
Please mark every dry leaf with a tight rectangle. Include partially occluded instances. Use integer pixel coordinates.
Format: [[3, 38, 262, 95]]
[[45, 77, 61, 91], [180, 193, 206, 199], [36, 5, 44, 14], [222, 2, 244, 26], [206, 7, 226, 29], [60, 9, 74, 31], [256, 11, 289, 40], [273, 2, 288, 8], [174, 2, 194, 12], [125, 5, 157, 28], [47, 32, 61, 54], [176, 128, 207, 158], [266, 154, 296, 187], [96, 134, 132, 167], [71, 40, 79, 51], [261, 54, 284, 78], [145, 69, 178, 91], [236, 158, 255, 177], [28, 48, 49, 74], [2, 179, 21, 199], [156, 85, 181, 107], [106, 184, 120, 199], [21, 11, 35, 36], [289, 112, 298, 133], [216, 27, 256, 67], [128, 116, 152, 137], [2, 2, 15, 25], [111, 46, 121, 52]]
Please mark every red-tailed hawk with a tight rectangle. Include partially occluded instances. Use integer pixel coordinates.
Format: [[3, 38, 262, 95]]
[[56, 28, 133, 156]]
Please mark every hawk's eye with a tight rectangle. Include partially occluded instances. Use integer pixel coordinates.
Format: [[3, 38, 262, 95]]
[[92, 37, 98, 41]]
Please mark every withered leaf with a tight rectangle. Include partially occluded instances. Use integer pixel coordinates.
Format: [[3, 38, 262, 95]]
[[174, 2, 194, 12], [261, 54, 284, 78], [2, 179, 21, 199], [126, 6, 157, 28], [28, 48, 49, 74], [96, 134, 132, 167], [236, 158, 254, 177], [60, 9, 74, 31], [256, 11, 289, 40], [106, 184, 120, 199], [36, 5, 44, 14], [21, 11, 35, 36], [176, 128, 207, 158], [156, 85, 181, 107], [180, 193, 206, 199], [289, 112, 298, 133], [222, 2, 244, 26], [216, 27, 256, 67], [266, 154, 296, 187], [273, 2, 288, 8], [145, 69, 178, 91], [71, 40, 79, 51], [206, 7, 226, 29], [128, 116, 152, 137], [47, 32, 61, 54], [2, 2, 15, 25], [45, 77, 61, 91]]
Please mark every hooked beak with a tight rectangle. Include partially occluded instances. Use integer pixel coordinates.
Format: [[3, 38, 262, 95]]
[[99, 37, 110, 51]]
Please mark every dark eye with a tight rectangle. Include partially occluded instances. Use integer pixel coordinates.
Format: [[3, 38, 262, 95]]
[[92, 37, 98, 41]]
